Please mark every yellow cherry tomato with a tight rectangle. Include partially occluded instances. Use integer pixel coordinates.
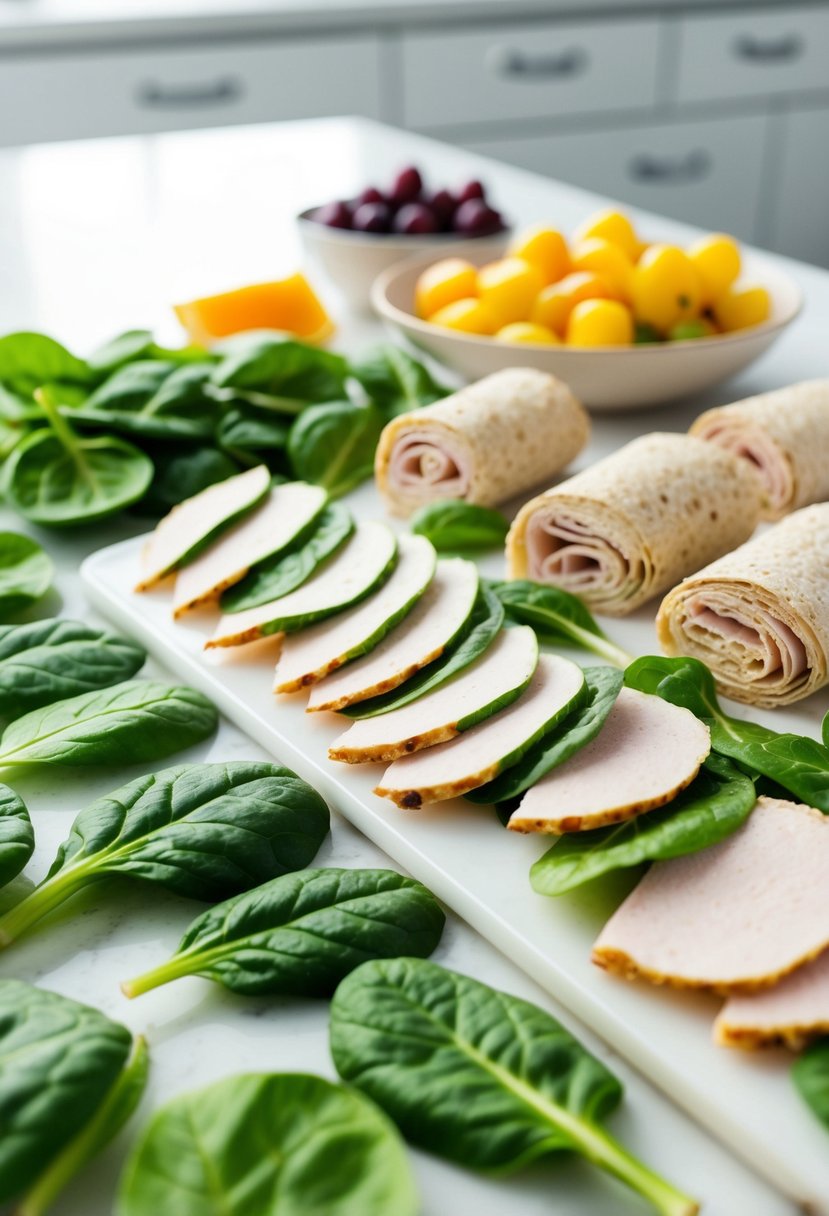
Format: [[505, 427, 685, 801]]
[[566, 299, 634, 347], [508, 226, 570, 285], [530, 271, 612, 336], [495, 321, 560, 345], [415, 257, 478, 319], [427, 297, 495, 335], [713, 283, 771, 332], [688, 234, 741, 307], [570, 238, 633, 302], [573, 208, 640, 262], [476, 257, 544, 327], [631, 244, 702, 333]]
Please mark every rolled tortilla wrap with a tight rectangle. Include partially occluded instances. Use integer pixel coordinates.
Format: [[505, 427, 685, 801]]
[[507, 433, 764, 616], [375, 368, 589, 517], [657, 503, 829, 707], [690, 380, 829, 521]]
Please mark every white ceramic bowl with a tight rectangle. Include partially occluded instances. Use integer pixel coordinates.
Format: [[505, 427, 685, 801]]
[[298, 208, 509, 314], [371, 247, 803, 411]]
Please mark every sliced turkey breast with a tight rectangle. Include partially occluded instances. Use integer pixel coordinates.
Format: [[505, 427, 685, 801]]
[[657, 504, 829, 707], [508, 688, 710, 834], [206, 522, 396, 649], [690, 380, 829, 520], [374, 652, 584, 807], [375, 368, 589, 517], [307, 559, 478, 712], [593, 798, 829, 993], [172, 482, 326, 616], [136, 464, 270, 590], [715, 951, 829, 1050], [329, 626, 539, 764], [272, 536, 435, 693], [507, 434, 763, 616]]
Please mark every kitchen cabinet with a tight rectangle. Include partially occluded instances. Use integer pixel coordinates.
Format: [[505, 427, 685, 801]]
[[1, 0, 829, 263]]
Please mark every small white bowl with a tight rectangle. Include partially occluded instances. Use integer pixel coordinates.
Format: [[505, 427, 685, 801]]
[[298, 208, 510, 314], [371, 247, 803, 411]]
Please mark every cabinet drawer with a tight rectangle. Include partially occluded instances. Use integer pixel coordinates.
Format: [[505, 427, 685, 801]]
[[677, 7, 829, 103], [0, 36, 382, 146], [769, 107, 829, 268], [464, 114, 768, 242], [402, 18, 661, 129]]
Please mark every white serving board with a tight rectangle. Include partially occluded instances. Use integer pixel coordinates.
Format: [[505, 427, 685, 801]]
[[83, 533, 829, 1213]]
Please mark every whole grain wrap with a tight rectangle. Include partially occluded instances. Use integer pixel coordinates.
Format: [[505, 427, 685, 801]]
[[507, 433, 764, 616], [657, 503, 829, 707], [374, 367, 589, 517], [690, 380, 829, 521]]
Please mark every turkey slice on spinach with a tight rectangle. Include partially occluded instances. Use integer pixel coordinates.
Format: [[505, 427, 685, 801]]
[[172, 482, 327, 616], [207, 521, 397, 648]]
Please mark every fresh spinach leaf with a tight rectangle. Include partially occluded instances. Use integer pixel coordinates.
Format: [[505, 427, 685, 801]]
[[87, 329, 209, 377], [349, 344, 448, 416], [217, 405, 290, 468], [625, 655, 829, 812], [222, 502, 354, 613], [0, 761, 329, 948], [792, 1039, 829, 1133], [330, 958, 698, 1216], [117, 1072, 418, 1216], [0, 979, 134, 1205], [0, 533, 53, 618], [0, 618, 145, 716], [490, 579, 633, 668], [0, 785, 34, 888], [66, 361, 218, 441], [20, 1036, 148, 1216], [530, 755, 756, 895], [122, 866, 444, 998], [210, 334, 348, 412], [131, 445, 241, 517], [3, 389, 153, 526], [0, 679, 217, 771], [343, 582, 502, 719], [288, 400, 384, 497], [467, 665, 623, 804], [0, 332, 90, 395], [411, 500, 508, 553]]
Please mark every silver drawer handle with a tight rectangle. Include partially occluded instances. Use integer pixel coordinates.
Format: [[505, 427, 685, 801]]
[[732, 32, 804, 62], [136, 76, 243, 109], [486, 45, 588, 80], [628, 150, 712, 185]]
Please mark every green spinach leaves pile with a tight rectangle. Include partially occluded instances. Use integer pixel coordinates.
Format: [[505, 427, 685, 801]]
[[0, 330, 448, 526]]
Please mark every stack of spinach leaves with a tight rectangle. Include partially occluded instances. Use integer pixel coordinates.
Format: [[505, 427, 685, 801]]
[[0, 330, 449, 526]]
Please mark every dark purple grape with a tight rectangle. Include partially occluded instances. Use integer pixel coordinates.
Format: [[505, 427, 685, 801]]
[[390, 166, 424, 204], [453, 199, 503, 236], [457, 180, 486, 204], [313, 200, 352, 229], [393, 203, 439, 235], [352, 201, 392, 233], [357, 186, 385, 207], [427, 188, 457, 229]]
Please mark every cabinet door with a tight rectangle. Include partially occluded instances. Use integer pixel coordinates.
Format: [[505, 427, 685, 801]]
[[677, 7, 829, 104], [770, 107, 829, 268], [0, 36, 382, 145], [401, 18, 661, 129], [464, 113, 768, 242]]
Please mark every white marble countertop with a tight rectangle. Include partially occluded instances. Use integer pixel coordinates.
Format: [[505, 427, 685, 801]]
[[0, 115, 820, 1214], [0, 0, 803, 52]]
